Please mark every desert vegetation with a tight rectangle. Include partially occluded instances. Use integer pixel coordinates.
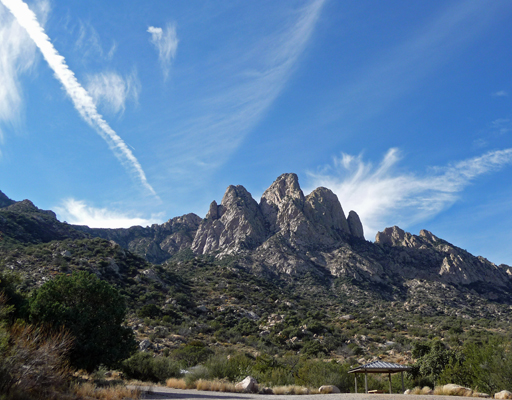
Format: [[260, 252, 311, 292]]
[[1, 233, 512, 397]]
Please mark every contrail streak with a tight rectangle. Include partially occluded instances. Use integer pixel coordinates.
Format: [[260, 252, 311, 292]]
[[1, 0, 157, 197]]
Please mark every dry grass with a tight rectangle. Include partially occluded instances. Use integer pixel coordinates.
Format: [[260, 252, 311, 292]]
[[0, 322, 73, 396], [166, 378, 239, 393], [407, 384, 488, 398], [272, 385, 311, 395], [166, 378, 190, 389], [71, 382, 141, 400], [409, 386, 433, 395]]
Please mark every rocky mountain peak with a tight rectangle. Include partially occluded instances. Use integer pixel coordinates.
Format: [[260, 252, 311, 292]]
[[261, 173, 303, 204], [6, 199, 57, 219], [192, 184, 266, 255], [304, 187, 350, 237]]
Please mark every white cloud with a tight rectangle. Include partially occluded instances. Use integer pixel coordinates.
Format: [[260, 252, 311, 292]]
[[493, 90, 508, 97], [55, 198, 162, 229], [147, 24, 178, 80], [86, 71, 140, 115], [157, 0, 325, 182], [491, 118, 512, 135], [0, 1, 38, 123], [1, 0, 157, 197], [306, 148, 512, 240]]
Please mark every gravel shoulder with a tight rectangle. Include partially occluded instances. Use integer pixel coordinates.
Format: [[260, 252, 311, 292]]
[[132, 386, 476, 400]]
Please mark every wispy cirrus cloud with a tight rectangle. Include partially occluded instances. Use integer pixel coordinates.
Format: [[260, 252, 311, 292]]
[[306, 148, 512, 239], [1, 0, 156, 197], [158, 0, 325, 181], [86, 71, 140, 115], [0, 1, 37, 123], [147, 24, 178, 80], [75, 20, 117, 62], [491, 118, 512, 135], [55, 198, 162, 228], [492, 90, 508, 97]]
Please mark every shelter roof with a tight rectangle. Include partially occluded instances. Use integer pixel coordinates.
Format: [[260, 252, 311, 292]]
[[348, 361, 412, 374]]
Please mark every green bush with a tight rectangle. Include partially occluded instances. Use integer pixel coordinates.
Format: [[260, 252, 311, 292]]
[[172, 341, 213, 368], [296, 360, 351, 391], [121, 352, 182, 383], [29, 271, 136, 371]]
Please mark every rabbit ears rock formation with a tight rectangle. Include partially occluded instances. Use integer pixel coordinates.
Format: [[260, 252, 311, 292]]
[[192, 173, 364, 255]]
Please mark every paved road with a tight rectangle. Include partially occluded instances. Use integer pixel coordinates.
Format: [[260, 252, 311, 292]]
[[133, 386, 475, 400]]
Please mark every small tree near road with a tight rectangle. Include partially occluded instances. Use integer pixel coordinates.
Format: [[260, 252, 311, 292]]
[[29, 271, 136, 372]]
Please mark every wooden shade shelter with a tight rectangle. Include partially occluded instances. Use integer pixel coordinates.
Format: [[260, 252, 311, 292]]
[[348, 361, 412, 394]]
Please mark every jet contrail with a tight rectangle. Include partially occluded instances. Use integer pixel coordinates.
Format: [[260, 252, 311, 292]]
[[1, 0, 157, 197]]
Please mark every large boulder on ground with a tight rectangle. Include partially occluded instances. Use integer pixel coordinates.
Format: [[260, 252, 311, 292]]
[[495, 391, 512, 399], [442, 384, 472, 396], [319, 385, 340, 394], [235, 376, 258, 393]]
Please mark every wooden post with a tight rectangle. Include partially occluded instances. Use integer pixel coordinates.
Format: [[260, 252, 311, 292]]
[[365, 372, 368, 394], [355, 375, 357, 393], [401, 371, 405, 393], [388, 373, 392, 394]]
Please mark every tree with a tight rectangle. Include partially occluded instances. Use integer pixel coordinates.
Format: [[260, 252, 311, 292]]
[[29, 271, 136, 371], [411, 340, 454, 387]]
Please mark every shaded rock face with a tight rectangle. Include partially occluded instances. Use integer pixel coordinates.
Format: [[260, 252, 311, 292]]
[[0, 190, 15, 208], [76, 213, 202, 264], [347, 210, 364, 239], [375, 226, 512, 290], [0, 199, 86, 243]]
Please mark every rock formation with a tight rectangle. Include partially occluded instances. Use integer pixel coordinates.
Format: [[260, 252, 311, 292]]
[[1, 172, 511, 311]]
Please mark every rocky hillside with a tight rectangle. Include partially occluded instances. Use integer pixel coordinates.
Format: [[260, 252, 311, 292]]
[[1, 174, 512, 316], [2, 178, 512, 361], [72, 173, 512, 301]]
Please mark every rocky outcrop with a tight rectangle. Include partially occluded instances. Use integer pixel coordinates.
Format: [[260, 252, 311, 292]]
[[76, 213, 201, 264], [375, 226, 512, 290], [0, 199, 87, 243], [347, 210, 364, 239], [192, 185, 266, 255], [192, 174, 362, 256]]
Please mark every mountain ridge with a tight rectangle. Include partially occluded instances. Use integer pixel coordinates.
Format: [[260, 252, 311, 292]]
[[1, 173, 511, 312]]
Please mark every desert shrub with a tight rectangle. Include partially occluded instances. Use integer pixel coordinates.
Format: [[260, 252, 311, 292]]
[[138, 303, 161, 318], [0, 322, 72, 397], [295, 360, 351, 392], [71, 382, 141, 399], [172, 341, 213, 368], [29, 271, 137, 371], [410, 340, 455, 387], [121, 352, 182, 383], [201, 352, 254, 382], [301, 340, 326, 358], [439, 339, 512, 393]]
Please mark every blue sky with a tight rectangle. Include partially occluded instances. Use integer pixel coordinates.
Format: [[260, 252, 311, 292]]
[[1, 0, 512, 265]]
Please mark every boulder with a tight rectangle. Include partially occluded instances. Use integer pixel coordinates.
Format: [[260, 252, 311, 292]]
[[495, 391, 512, 399], [139, 339, 151, 351], [319, 385, 340, 394], [235, 376, 258, 393], [442, 384, 472, 396]]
